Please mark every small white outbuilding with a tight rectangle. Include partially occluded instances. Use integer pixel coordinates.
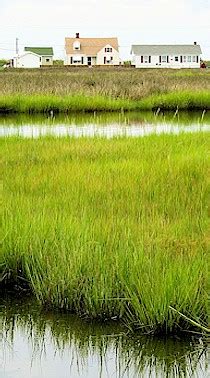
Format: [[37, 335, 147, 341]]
[[13, 52, 41, 68]]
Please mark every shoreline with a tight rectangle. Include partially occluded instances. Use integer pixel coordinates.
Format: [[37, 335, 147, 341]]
[[0, 91, 210, 114]]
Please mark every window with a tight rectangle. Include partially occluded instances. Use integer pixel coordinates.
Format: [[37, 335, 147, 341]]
[[73, 41, 81, 50], [46, 58, 50, 62], [175, 56, 179, 62], [187, 56, 191, 62], [159, 56, 169, 63], [105, 47, 112, 52], [192, 56, 196, 62], [183, 56, 187, 63], [105, 56, 113, 64], [73, 55, 82, 64], [141, 56, 151, 63]]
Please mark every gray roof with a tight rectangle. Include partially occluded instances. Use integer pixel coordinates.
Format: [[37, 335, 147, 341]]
[[131, 44, 202, 55]]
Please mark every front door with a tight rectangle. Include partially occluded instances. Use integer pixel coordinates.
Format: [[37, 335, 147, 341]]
[[87, 57, 92, 66]]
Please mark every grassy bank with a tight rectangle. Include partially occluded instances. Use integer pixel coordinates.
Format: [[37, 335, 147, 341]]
[[0, 91, 210, 114], [1, 133, 209, 333], [0, 94, 135, 113], [1, 68, 210, 99], [1, 68, 210, 113]]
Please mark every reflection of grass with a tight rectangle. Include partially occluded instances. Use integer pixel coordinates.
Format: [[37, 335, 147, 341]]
[[0, 91, 210, 114], [0, 297, 208, 377], [1, 133, 209, 333], [1, 110, 210, 126]]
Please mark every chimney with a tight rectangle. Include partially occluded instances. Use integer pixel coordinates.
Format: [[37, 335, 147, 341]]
[[76, 33, 80, 39], [194, 41, 197, 45]]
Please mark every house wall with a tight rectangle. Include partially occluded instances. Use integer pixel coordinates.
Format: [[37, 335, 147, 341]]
[[133, 54, 200, 69], [14, 53, 41, 68], [97, 45, 120, 65], [65, 55, 87, 65], [41, 56, 53, 66], [65, 45, 120, 66]]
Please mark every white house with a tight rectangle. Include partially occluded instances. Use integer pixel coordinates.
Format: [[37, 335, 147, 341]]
[[24, 47, 54, 66], [65, 33, 120, 66], [12, 47, 54, 68], [13, 52, 41, 68], [131, 43, 202, 69]]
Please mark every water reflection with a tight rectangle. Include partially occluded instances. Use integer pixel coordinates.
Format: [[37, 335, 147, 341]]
[[0, 111, 210, 138], [0, 297, 208, 378]]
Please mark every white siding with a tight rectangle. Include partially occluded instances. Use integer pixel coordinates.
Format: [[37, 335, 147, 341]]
[[41, 56, 53, 66], [133, 54, 200, 69], [97, 45, 120, 65], [14, 53, 41, 68], [65, 55, 87, 65], [65, 45, 120, 66]]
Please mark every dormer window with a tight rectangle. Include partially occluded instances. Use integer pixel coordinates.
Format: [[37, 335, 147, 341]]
[[73, 41, 80, 50], [105, 47, 112, 52]]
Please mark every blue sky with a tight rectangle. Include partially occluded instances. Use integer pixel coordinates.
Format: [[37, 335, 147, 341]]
[[0, 0, 209, 60]]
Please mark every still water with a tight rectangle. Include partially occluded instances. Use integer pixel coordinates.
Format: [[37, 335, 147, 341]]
[[0, 111, 210, 138], [0, 298, 209, 378]]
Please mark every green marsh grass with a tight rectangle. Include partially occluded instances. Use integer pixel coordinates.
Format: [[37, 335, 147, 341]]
[[0, 94, 135, 114], [1, 133, 209, 333], [0, 91, 210, 114], [139, 91, 210, 111], [0, 68, 210, 114]]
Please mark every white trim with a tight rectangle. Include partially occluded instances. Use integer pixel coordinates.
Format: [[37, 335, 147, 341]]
[[17, 51, 41, 59]]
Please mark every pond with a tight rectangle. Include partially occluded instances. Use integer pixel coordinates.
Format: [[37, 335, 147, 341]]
[[0, 297, 208, 378], [0, 111, 210, 138]]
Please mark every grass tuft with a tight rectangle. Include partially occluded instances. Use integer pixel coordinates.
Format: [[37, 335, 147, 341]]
[[1, 133, 209, 333]]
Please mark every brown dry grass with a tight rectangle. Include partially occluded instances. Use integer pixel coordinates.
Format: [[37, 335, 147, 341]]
[[0, 67, 210, 100]]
